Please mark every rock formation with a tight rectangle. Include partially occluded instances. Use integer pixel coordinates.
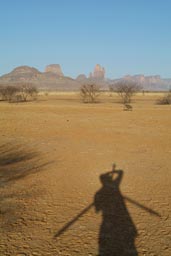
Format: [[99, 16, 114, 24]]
[[0, 66, 41, 83], [92, 64, 105, 79], [45, 64, 64, 76], [0, 65, 80, 90], [76, 74, 87, 81], [10, 66, 40, 75], [0, 65, 170, 91], [116, 74, 170, 91]]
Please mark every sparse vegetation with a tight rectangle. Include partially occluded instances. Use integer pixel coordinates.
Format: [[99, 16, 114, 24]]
[[109, 81, 141, 111], [110, 81, 141, 104], [0, 91, 170, 256], [80, 84, 100, 103], [123, 103, 133, 111], [156, 90, 171, 105], [0, 85, 19, 102], [0, 83, 38, 102], [17, 83, 38, 102]]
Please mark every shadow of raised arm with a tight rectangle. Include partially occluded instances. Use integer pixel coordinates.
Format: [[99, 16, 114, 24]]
[[124, 196, 161, 217], [54, 195, 160, 238], [54, 202, 94, 238]]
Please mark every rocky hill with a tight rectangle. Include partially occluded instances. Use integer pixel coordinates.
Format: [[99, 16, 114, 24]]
[[0, 64, 170, 91], [112, 75, 171, 91], [0, 65, 80, 91]]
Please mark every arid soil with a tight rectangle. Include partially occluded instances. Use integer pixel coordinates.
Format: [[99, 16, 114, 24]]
[[0, 93, 171, 256]]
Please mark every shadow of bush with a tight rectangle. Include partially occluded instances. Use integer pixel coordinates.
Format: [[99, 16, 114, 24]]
[[0, 143, 50, 186], [0, 142, 51, 232]]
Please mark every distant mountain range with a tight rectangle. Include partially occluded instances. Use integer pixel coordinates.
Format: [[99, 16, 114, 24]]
[[0, 64, 170, 91]]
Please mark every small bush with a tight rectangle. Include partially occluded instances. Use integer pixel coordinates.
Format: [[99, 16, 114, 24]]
[[0, 85, 19, 102], [0, 83, 38, 102], [156, 92, 171, 105], [17, 83, 38, 102], [123, 103, 133, 111], [109, 81, 141, 104], [80, 84, 100, 103]]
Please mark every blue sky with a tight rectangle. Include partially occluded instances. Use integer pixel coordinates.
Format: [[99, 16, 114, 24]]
[[0, 0, 171, 78]]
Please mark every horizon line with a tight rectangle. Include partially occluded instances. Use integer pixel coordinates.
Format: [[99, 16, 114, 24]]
[[0, 64, 170, 80]]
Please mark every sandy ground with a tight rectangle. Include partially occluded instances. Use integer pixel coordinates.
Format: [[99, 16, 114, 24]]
[[0, 93, 171, 256]]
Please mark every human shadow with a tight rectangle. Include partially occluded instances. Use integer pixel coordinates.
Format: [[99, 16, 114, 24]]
[[94, 165, 138, 256], [54, 165, 160, 255]]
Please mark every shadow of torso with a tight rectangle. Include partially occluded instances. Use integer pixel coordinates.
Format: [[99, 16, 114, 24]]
[[94, 170, 138, 256]]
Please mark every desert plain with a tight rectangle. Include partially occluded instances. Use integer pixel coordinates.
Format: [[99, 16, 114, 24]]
[[0, 92, 171, 256]]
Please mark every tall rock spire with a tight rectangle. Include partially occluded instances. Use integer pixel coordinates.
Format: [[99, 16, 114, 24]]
[[91, 64, 105, 79]]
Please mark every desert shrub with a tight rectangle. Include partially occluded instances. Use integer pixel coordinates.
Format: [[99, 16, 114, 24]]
[[123, 103, 133, 111], [0, 83, 38, 102], [0, 85, 7, 100], [80, 84, 100, 103], [13, 94, 23, 103], [156, 91, 171, 105], [0, 85, 19, 102], [17, 83, 38, 102], [110, 81, 141, 104]]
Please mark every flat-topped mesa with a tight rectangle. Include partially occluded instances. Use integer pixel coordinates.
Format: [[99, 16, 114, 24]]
[[45, 64, 64, 76], [92, 64, 105, 79]]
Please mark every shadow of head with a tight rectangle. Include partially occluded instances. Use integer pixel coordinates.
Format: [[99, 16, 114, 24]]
[[100, 173, 113, 186], [0, 143, 50, 186]]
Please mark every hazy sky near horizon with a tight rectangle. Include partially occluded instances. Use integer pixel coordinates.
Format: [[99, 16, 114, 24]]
[[0, 0, 171, 78]]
